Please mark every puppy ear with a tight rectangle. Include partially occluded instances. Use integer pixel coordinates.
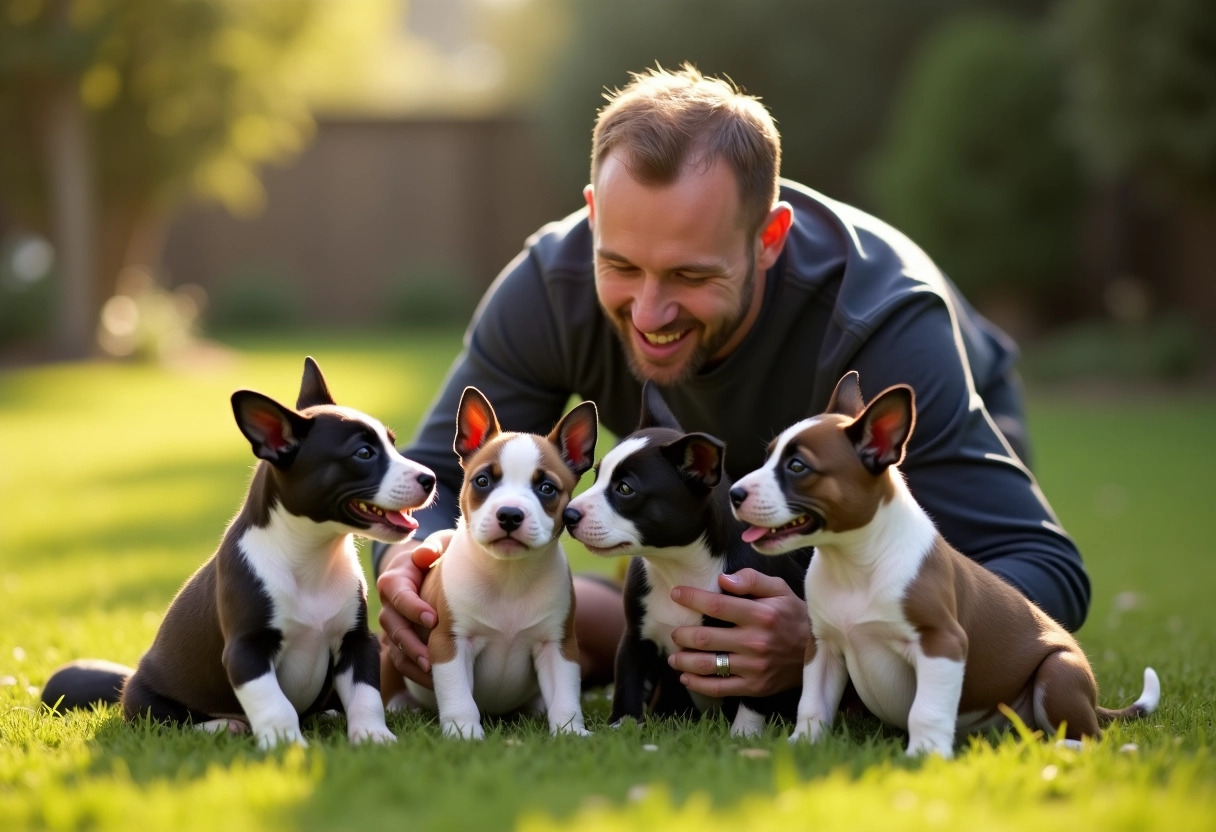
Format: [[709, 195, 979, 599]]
[[549, 400, 598, 477], [455, 387, 501, 462], [845, 385, 915, 474], [826, 371, 865, 418], [660, 432, 725, 492], [637, 381, 682, 431], [296, 356, 336, 409], [232, 391, 312, 468]]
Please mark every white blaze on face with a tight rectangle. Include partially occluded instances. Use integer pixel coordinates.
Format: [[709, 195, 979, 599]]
[[732, 417, 822, 528], [468, 436, 554, 550], [565, 436, 649, 553]]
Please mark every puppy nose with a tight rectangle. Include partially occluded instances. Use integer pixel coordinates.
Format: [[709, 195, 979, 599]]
[[417, 472, 436, 493], [562, 507, 582, 528], [728, 486, 747, 508], [497, 506, 524, 532]]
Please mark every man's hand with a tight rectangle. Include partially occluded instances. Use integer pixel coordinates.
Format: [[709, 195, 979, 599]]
[[666, 569, 809, 698], [376, 529, 454, 689]]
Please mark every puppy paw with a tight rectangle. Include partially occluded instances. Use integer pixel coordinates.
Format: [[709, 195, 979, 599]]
[[789, 717, 827, 744], [349, 722, 397, 745], [905, 736, 953, 759], [442, 720, 485, 741], [195, 718, 249, 736], [256, 725, 308, 750]]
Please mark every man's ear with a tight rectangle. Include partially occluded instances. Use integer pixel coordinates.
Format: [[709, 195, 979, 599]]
[[756, 202, 793, 271], [584, 184, 596, 228]]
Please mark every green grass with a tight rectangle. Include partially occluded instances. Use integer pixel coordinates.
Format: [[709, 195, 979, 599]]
[[1, 330, 1214, 831]]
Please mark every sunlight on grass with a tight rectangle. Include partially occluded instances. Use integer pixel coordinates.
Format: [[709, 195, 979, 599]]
[[1, 332, 1213, 832], [522, 739, 1216, 832]]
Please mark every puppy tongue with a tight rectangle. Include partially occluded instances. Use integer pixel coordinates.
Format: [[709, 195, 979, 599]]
[[741, 525, 769, 544], [384, 510, 419, 532]]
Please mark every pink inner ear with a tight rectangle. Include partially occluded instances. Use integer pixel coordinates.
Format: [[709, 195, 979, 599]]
[[685, 440, 717, 479], [869, 410, 903, 456], [251, 409, 292, 451], [460, 404, 491, 453], [562, 418, 593, 467]]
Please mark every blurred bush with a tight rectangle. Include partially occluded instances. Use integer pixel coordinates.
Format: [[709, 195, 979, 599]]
[[0, 231, 56, 348], [382, 262, 481, 327], [536, 0, 1051, 206], [95, 267, 205, 361], [1022, 315, 1205, 382], [204, 263, 306, 332], [867, 14, 1084, 313], [1054, 0, 1216, 198]]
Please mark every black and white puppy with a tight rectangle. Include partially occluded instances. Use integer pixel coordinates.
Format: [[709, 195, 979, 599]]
[[563, 383, 809, 736], [119, 357, 437, 748]]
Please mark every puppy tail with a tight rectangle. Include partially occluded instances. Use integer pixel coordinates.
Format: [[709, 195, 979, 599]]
[[41, 659, 132, 713], [1097, 666, 1160, 724]]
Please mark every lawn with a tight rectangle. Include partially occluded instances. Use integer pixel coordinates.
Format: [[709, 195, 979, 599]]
[[1, 329, 1213, 831]]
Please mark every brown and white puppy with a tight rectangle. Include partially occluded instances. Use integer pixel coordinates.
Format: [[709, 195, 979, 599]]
[[729, 371, 1159, 757], [120, 357, 437, 748], [401, 387, 597, 739]]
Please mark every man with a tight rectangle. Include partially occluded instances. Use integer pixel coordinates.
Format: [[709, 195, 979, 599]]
[[375, 64, 1090, 709]]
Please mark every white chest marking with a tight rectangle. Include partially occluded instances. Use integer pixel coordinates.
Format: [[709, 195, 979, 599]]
[[638, 540, 722, 655], [805, 485, 939, 728], [239, 508, 363, 711]]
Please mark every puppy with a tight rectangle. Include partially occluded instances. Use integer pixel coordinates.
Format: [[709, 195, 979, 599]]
[[729, 371, 1160, 756], [120, 357, 436, 748], [563, 382, 809, 736], [401, 387, 597, 739]]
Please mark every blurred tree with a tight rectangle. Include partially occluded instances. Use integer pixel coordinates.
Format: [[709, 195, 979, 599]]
[[0, 0, 400, 357], [535, 0, 1052, 207], [1055, 0, 1216, 198], [866, 14, 1084, 320]]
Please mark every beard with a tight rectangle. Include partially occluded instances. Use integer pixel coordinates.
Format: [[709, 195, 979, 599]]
[[611, 259, 756, 387]]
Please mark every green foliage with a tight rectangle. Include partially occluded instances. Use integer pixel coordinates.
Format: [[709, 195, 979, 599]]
[[205, 263, 307, 332], [382, 262, 482, 328], [537, 0, 1052, 204], [0, 0, 329, 225], [1054, 0, 1216, 195], [1022, 315, 1207, 382], [867, 14, 1084, 300], [1, 333, 1214, 830]]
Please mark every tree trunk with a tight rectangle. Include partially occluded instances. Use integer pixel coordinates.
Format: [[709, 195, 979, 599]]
[[42, 79, 97, 359]]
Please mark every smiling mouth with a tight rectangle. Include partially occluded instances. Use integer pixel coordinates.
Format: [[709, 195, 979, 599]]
[[740, 514, 820, 545], [642, 329, 689, 346], [349, 500, 418, 532]]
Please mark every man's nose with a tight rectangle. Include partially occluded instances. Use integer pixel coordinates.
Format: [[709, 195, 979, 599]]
[[631, 275, 678, 331]]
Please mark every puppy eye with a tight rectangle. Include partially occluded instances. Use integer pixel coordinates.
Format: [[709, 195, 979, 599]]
[[616, 481, 634, 496], [355, 446, 376, 460], [474, 474, 491, 488], [787, 458, 807, 474], [538, 481, 556, 496]]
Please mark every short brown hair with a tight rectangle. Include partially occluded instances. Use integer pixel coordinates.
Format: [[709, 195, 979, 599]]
[[591, 63, 781, 235]]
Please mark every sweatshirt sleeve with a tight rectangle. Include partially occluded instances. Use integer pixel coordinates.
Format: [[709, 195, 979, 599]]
[[843, 293, 1091, 631]]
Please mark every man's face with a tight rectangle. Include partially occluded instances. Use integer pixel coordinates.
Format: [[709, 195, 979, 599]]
[[586, 155, 768, 387]]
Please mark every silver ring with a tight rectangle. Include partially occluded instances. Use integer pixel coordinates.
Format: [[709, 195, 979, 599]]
[[714, 652, 731, 677]]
